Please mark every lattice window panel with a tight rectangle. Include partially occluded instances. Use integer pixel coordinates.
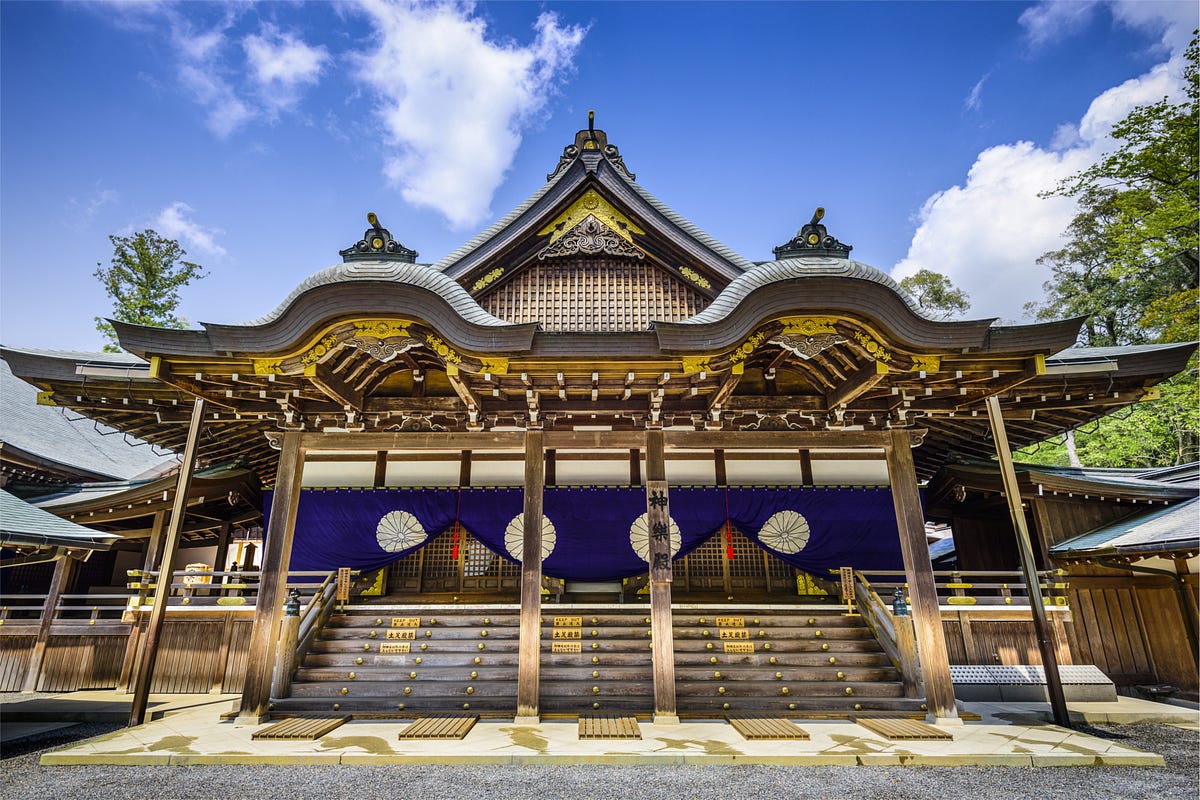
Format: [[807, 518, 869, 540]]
[[421, 530, 459, 580], [682, 534, 726, 586], [479, 258, 711, 333], [726, 529, 764, 579], [389, 549, 422, 579]]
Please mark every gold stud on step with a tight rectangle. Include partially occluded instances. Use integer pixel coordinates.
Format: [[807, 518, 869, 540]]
[[718, 686, 726, 694], [591, 630, 599, 637], [397, 703, 405, 711], [781, 687, 790, 696], [814, 630, 823, 638], [478, 643, 486, 650], [592, 671, 600, 678], [836, 672, 845, 680], [592, 642, 600, 650], [592, 686, 600, 694], [592, 618, 598, 624], [753, 619, 760, 625], [713, 672, 722, 679], [722, 703, 730, 710], [348, 672, 356, 679], [403, 687, 411, 695], [480, 630, 488, 637], [474, 657, 482, 664], [466, 687, 474, 695], [709, 657, 718, 664], [775, 672, 782, 679], [593, 702, 600, 710], [355, 658, 363, 665], [332, 703, 340, 711], [470, 671, 478, 679], [425, 631, 432, 638], [820, 644, 829, 651], [409, 672, 417, 679], [844, 687, 854, 696], [702, 630, 710, 637], [484, 618, 491, 625], [592, 656, 600, 664], [769, 657, 777, 665], [363, 644, 371, 651], [763, 643, 772, 651], [705, 643, 713, 650], [420, 644, 428, 650], [463, 703, 470, 710], [828, 657, 836, 664], [369, 631, 377, 639], [807, 618, 816, 625], [788, 703, 796, 711], [340, 687, 349, 695]]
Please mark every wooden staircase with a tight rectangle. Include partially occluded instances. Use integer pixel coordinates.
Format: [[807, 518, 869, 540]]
[[269, 602, 923, 718]]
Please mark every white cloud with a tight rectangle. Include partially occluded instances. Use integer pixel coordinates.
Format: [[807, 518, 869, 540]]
[[893, 4, 1192, 322], [243, 25, 330, 112], [964, 74, 988, 112], [1018, 1, 1099, 49], [353, 1, 586, 227], [154, 202, 227, 259]]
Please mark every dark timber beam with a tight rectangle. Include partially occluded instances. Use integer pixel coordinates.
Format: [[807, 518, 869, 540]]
[[515, 429, 545, 723], [645, 428, 679, 723], [985, 395, 1071, 728], [128, 397, 206, 726], [884, 428, 959, 724], [826, 361, 889, 410], [21, 551, 76, 691], [238, 431, 305, 724], [707, 368, 743, 413], [305, 362, 363, 410]]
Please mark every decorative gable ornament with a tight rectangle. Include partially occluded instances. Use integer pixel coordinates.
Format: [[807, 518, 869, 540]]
[[773, 207, 852, 260], [547, 110, 636, 182], [340, 212, 418, 263], [538, 214, 645, 260]]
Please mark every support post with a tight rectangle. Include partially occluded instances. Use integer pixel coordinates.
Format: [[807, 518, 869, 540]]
[[884, 429, 959, 723], [985, 395, 1071, 728], [128, 397, 206, 726], [21, 551, 75, 692], [237, 432, 305, 724], [117, 510, 168, 693], [213, 522, 232, 577], [271, 589, 302, 699], [645, 428, 678, 724], [515, 429, 545, 723]]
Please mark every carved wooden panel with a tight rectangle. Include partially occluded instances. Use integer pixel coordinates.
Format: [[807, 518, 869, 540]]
[[479, 258, 710, 332]]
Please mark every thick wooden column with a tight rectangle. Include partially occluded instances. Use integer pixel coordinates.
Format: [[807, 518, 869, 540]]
[[237, 432, 305, 724], [645, 429, 678, 724], [213, 522, 232, 575], [515, 429, 545, 723], [884, 429, 958, 723], [985, 396, 1071, 727], [128, 397, 206, 726], [21, 551, 76, 692], [117, 510, 168, 693]]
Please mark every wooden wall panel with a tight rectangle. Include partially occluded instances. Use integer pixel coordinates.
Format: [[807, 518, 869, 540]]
[[1134, 586, 1198, 690], [1067, 587, 1155, 684], [38, 635, 126, 691], [149, 621, 223, 693], [0, 636, 34, 691], [941, 621, 967, 664], [221, 620, 254, 694], [968, 621, 1044, 665]]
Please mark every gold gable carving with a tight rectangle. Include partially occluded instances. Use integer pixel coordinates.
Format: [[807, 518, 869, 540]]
[[537, 188, 645, 244]]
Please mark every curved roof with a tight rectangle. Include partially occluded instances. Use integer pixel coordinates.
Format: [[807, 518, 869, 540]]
[[234, 260, 515, 329]]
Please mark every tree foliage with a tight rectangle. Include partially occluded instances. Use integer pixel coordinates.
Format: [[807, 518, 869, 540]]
[[1018, 35, 1199, 467], [898, 269, 971, 320], [94, 230, 206, 352]]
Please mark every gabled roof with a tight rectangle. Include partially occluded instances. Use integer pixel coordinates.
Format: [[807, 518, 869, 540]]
[[0, 488, 120, 550], [1050, 496, 1200, 559]]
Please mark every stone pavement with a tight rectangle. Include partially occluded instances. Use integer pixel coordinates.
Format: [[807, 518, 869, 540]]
[[4, 691, 1192, 767]]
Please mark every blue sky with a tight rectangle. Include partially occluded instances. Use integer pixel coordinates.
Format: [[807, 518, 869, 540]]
[[1, 1, 1195, 350]]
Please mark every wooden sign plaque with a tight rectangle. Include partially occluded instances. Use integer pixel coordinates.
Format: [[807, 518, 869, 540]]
[[551, 642, 583, 653], [719, 629, 750, 640], [380, 642, 410, 654], [553, 616, 583, 627], [391, 617, 421, 627], [385, 629, 417, 640], [715, 617, 745, 627], [724, 642, 755, 654], [552, 628, 582, 640]]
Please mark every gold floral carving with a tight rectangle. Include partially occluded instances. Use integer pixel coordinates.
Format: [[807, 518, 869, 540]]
[[254, 359, 285, 375], [681, 356, 714, 375], [909, 355, 941, 372], [301, 334, 340, 366], [424, 334, 462, 364], [679, 266, 711, 289], [851, 331, 892, 363], [729, 331, 767, 364], [472, 268, 504, 292], [537, 188, 645, 245], [353, 319, 413, 339], [780, 317, 839, 337]]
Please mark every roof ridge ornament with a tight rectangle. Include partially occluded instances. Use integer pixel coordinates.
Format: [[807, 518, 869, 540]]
[[340, 212, 418, 263], [547, 110, 636, 182], [773, 207, 852, 260]]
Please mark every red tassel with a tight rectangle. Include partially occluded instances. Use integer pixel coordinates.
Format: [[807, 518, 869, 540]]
[[725, 525, 735, 561], [451, 526, 460, 560]]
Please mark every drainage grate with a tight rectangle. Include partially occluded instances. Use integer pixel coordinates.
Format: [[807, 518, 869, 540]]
[[252, 716, 349, 740], [727, 715, 810, 740], [856, 717, 953, 741], [397, 713, 479, 740], [578, 714, 641, 740]]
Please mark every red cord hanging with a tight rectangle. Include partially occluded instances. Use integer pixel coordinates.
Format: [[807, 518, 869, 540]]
[[724, 487, 735, 560], [451, 488, 462, 560]]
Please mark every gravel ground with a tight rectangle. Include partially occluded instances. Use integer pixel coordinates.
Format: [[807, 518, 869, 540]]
[[1, 722, 1195, 800]]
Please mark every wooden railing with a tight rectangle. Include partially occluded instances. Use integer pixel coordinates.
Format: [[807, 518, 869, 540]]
[[294, 571, 342, 669], [853, 569, 1070, 607], [853, 572, 921, 697]]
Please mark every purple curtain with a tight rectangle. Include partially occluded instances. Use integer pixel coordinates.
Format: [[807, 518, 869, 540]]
[[265, 486, 906, 579]]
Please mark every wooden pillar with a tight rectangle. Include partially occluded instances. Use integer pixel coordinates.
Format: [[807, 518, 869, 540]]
[[21, 551, 76, 692], [237, 432, 305, 724], [117, 510, 168, 693], [645, 428, 678, 724], [213, 521, 232, 594], [985, 396, 1071, 727], [515, 429, 545, 723], [128, 397, 206, 726], [884, 429, 958, 723]]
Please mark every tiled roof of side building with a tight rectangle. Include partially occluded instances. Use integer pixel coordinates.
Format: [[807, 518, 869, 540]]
[[0, 355, 174, 481], [0, 488, 121, 550], [1050, 496, 1200, 557]]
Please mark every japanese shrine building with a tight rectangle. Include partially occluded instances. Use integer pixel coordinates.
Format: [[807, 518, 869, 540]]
[[2, 121, 1194, 723]]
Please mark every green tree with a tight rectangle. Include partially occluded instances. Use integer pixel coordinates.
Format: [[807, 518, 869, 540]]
[[1019, 35, 1199, 467], [94, 230, 206, 352], [898, 269, 971, 320]]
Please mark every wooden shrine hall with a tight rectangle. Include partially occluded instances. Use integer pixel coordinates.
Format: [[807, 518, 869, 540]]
[[2, 118, 1194, 726]]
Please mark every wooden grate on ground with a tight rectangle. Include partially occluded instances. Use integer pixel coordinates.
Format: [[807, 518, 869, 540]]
[[578, 714, 641, 740], [727, 715, 811, 740], [252, 716, 348, 740], [397, 714, 478, 740], [856, 717, 953, 741]]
